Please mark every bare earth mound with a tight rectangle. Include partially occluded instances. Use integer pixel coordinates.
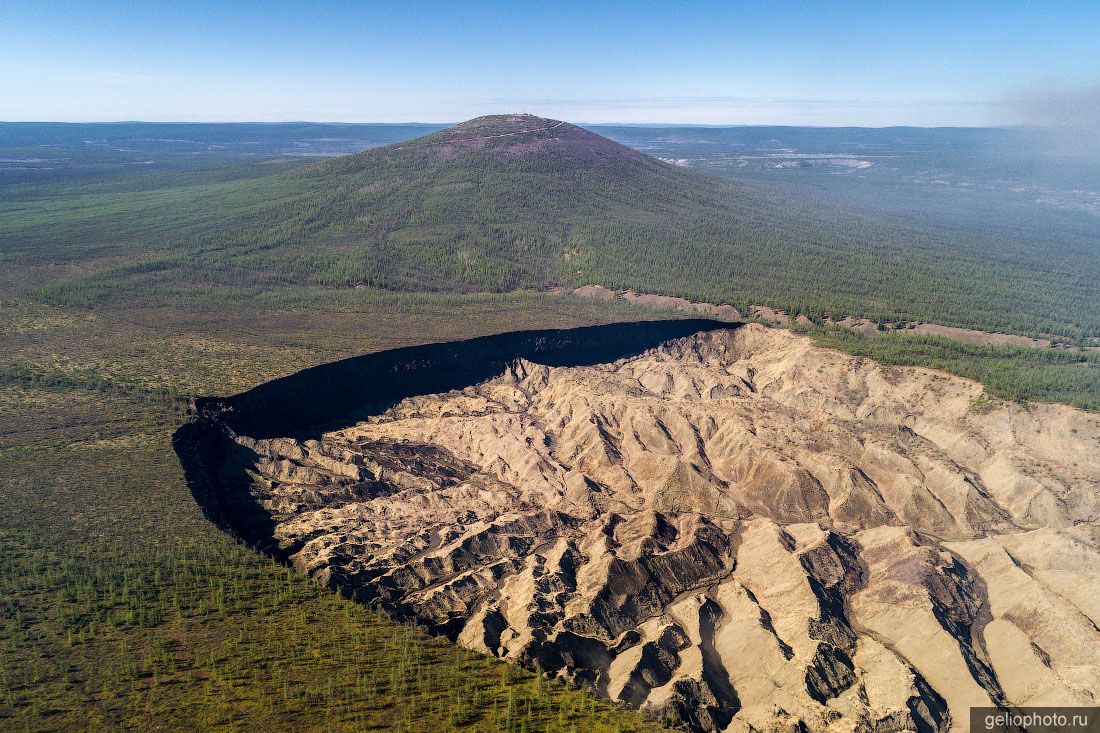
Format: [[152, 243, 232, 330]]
[[232, 325, 1100, 732]]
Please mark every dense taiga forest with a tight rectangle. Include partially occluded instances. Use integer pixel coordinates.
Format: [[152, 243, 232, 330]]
[[6, 0, 1100, 728], [4, 117, 1097, 342], [0, 288, 669, 730], [3, 117, 1098, 730]]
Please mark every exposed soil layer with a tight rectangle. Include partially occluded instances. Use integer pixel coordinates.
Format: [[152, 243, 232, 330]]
[[571, 285, 1082, 350], [176, 322, 1100, 732]]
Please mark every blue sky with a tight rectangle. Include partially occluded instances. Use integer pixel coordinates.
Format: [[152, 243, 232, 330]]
[[2, 0, 1098, 125]]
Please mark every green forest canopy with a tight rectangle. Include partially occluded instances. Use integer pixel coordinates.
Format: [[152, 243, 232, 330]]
[[3, 115, 1097, 342]]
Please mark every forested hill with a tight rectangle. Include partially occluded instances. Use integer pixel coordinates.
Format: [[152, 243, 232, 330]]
[[7, 114, 1098, 341], [278, 114, 732, 291], [309, 114, 661, 170]]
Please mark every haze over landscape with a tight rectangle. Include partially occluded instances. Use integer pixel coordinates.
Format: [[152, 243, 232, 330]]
[[5, 0, 1100, 126], [1, 3, 1098, 732]]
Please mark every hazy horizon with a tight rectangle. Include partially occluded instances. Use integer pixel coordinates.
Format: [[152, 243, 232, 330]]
[[4, 1, 1099, 127], [2, 101, 1092, 131], [0, 117, 1065, 130]]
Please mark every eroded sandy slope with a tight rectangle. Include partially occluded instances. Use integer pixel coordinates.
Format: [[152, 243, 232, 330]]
[[231, 325, 1100, 732]]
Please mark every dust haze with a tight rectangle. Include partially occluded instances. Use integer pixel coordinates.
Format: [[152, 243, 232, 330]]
[[997, 83, 1100, 158]]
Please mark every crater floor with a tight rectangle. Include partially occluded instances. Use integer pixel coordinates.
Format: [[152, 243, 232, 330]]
[[230, 325, 1100, 732]]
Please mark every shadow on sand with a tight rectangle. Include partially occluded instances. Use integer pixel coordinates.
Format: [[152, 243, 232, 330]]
[[172, 319, 736, 549]]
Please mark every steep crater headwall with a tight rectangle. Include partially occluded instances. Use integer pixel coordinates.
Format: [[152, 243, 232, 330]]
[[174, 321, 1100, 733], [173, 319, 731, 545]]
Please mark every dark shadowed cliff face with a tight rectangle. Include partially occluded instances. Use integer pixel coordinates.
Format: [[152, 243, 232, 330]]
[[175, 321, 1100, 733], [174, 320, 732, 540]]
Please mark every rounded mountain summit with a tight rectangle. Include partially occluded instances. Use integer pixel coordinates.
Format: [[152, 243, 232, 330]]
[[274, 112, 777, 293], [315, 113, 660, 167], [169, 113, 1092, 339]]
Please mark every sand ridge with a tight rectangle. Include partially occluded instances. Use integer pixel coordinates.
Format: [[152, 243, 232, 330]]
[[232, 325, 1099, 732]]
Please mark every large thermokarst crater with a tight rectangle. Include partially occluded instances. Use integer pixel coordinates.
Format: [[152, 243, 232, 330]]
[[179, 322, 1100, 732]]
